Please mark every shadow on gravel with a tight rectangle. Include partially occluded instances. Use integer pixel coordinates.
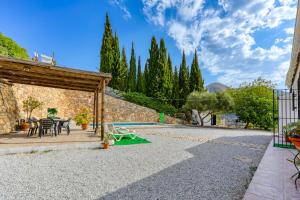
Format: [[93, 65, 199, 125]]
[[97, 135, 271, 200]]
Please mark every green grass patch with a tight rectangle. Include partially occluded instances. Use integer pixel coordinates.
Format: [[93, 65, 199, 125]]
[[114, 135, 151, 146]]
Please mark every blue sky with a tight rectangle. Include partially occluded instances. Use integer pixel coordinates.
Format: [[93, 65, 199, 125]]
[[0, 0, 297, 88]]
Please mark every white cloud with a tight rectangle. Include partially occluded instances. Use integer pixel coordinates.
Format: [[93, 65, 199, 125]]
[[142, 0, 297, 86], [109, 0, 131, 19], [285, 27, 294, 34]]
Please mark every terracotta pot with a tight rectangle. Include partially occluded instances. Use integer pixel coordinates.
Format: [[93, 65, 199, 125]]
[[289, 137, 300, 143], [103, 143, 109, 149], [20, 123, 29, 131], [81, 124, 88, 130]]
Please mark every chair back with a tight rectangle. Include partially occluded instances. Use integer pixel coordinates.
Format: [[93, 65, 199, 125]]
[[40, 118, 54, 129], [62, 118, 71, 127]]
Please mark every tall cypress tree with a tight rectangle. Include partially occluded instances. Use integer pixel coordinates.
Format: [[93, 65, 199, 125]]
[[119, 47, 128, 91], [178, 51, 190, 107], [190, 50, 204, 92], [136, 56, 143, 93], [100, 13, 114, 73], [127, 43, 136, 92], [158, 38, 167, 98], [165, 54, 173, 100], [110, 32, 120, 89], [172, 66, 180, 108], [144, 60, 149, 96], [148, 36, 160, 97]]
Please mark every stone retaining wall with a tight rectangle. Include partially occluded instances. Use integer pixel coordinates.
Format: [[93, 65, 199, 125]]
[[1, 84, 180, 134]]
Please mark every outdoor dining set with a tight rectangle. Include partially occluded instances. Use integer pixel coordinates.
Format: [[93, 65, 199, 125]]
[[26, 117, 71, 138]]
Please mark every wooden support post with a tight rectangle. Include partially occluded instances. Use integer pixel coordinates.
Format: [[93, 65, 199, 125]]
[[92, 91, 96, 130], [100, 79, 106, 141], [95, 88, 99, 134]]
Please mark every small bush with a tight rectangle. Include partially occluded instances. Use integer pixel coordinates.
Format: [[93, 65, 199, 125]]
[[122, 92, 177, 116]]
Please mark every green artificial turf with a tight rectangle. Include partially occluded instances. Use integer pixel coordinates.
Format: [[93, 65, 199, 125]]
[[113, 135, 151, 146]]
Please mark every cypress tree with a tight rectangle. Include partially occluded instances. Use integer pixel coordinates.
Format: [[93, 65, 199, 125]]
[[190, 50, 204, 92], [144, 60, 149, 96], [164, 54, 173, 101], [178, 51, 190, 107], [119, 47, 128, 91], [136, 56, 143, 93], [127, 43, 137, 92], [172, 66, 180, 108], [157, 38, 167, 98], [100, 13, 114, 73], [110, 32, 120, 89], [148, 36, 160, 97]]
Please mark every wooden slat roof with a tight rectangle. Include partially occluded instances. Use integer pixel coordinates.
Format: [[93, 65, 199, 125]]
[[0, 56, 111, 92]]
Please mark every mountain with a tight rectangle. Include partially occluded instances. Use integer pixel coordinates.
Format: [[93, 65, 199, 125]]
[[206, 82, 229, 93]]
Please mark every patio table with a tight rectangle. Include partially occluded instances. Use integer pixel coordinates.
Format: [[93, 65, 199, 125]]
[[52, 119, 69, 136]]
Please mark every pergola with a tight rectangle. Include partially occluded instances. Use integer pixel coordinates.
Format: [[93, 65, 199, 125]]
[[0, 56, 111, 140]]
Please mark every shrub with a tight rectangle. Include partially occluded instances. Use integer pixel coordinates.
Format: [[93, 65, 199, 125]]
[[122, 92, 177, 116]]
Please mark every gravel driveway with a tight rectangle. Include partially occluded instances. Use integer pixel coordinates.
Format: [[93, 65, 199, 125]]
[[0, 127, 271, 200]]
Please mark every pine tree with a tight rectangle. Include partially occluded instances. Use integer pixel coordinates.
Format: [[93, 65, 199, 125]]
[[178, 51, 190, 107], [136, 56, 143, 93], [190, 50, 204, 92], [110, 32, 120, 89], [119, 47, 128, 91], [172, 66, 180, 108], [100, 13, 114, 73], [148, 36, 160, 97], [127, 43, 137, 92]]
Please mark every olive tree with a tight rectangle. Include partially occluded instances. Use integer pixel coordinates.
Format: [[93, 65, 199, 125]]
[[183, 91, 234, 126]]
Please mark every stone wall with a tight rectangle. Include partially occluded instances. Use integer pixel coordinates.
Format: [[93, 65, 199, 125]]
[[0, 84, 182, 134], [0, 82, 19, 134]]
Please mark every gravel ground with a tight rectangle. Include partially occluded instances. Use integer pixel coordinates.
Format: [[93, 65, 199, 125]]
[[0, 127, 271, 200]]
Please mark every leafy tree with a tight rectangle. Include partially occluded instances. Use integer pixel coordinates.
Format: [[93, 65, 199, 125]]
[[127, 43, 137, 92], [190, 50, 204, 92], [100, 13, 114, 73], [110, 32, 120, 89], [157, 38, 167, 98], [136, 56, 143, 93], [119, 47, 128, 91], [183, 91, 234, 126], [22, 96, 43, 119], [172, 66, 180, 108], [148, 36, 160, 97], [0, 33, 29, 59], [229, 77, 274, 129], [178, 51, 190, 107]]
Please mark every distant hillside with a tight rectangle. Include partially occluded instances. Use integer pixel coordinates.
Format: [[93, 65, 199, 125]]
[[206, 82, 229, 93]]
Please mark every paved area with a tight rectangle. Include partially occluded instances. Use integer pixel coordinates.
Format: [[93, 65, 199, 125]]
[[0, 127, 271, 200], [243, 141, 300, 200]]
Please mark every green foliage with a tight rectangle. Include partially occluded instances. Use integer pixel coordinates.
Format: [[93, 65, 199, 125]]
[[119, 47, 128, 91], [110, 32, 121, 89], [22, 96, 43, 119], [127, 43, 136, 92], [123, 92, 177, 116], [47, 108, 58, 118], [190, 50, 204, 92], [178, 51, 190, 107], [100, 13, 114, 73], [229, 77, 274, 130], [0, 33, 29, 59], [164, 54, 173, 101], [183, 91, 234, 126], [74, 107, 92, 125], [172, 66, 180, 108], [136, 56, 144, 93], [144, 60, 149, 95], [148, 36, 160, 98]]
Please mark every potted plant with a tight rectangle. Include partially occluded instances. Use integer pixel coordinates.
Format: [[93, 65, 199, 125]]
[[102, 134, 110, 149], [47, 108, 58, 119], [22, 96, 43, 131], [74, 107, 92, 130]]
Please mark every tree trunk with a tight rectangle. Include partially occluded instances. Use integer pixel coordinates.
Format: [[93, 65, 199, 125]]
[[244, 122, 249, 129], [200, 119, 204, 126]]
